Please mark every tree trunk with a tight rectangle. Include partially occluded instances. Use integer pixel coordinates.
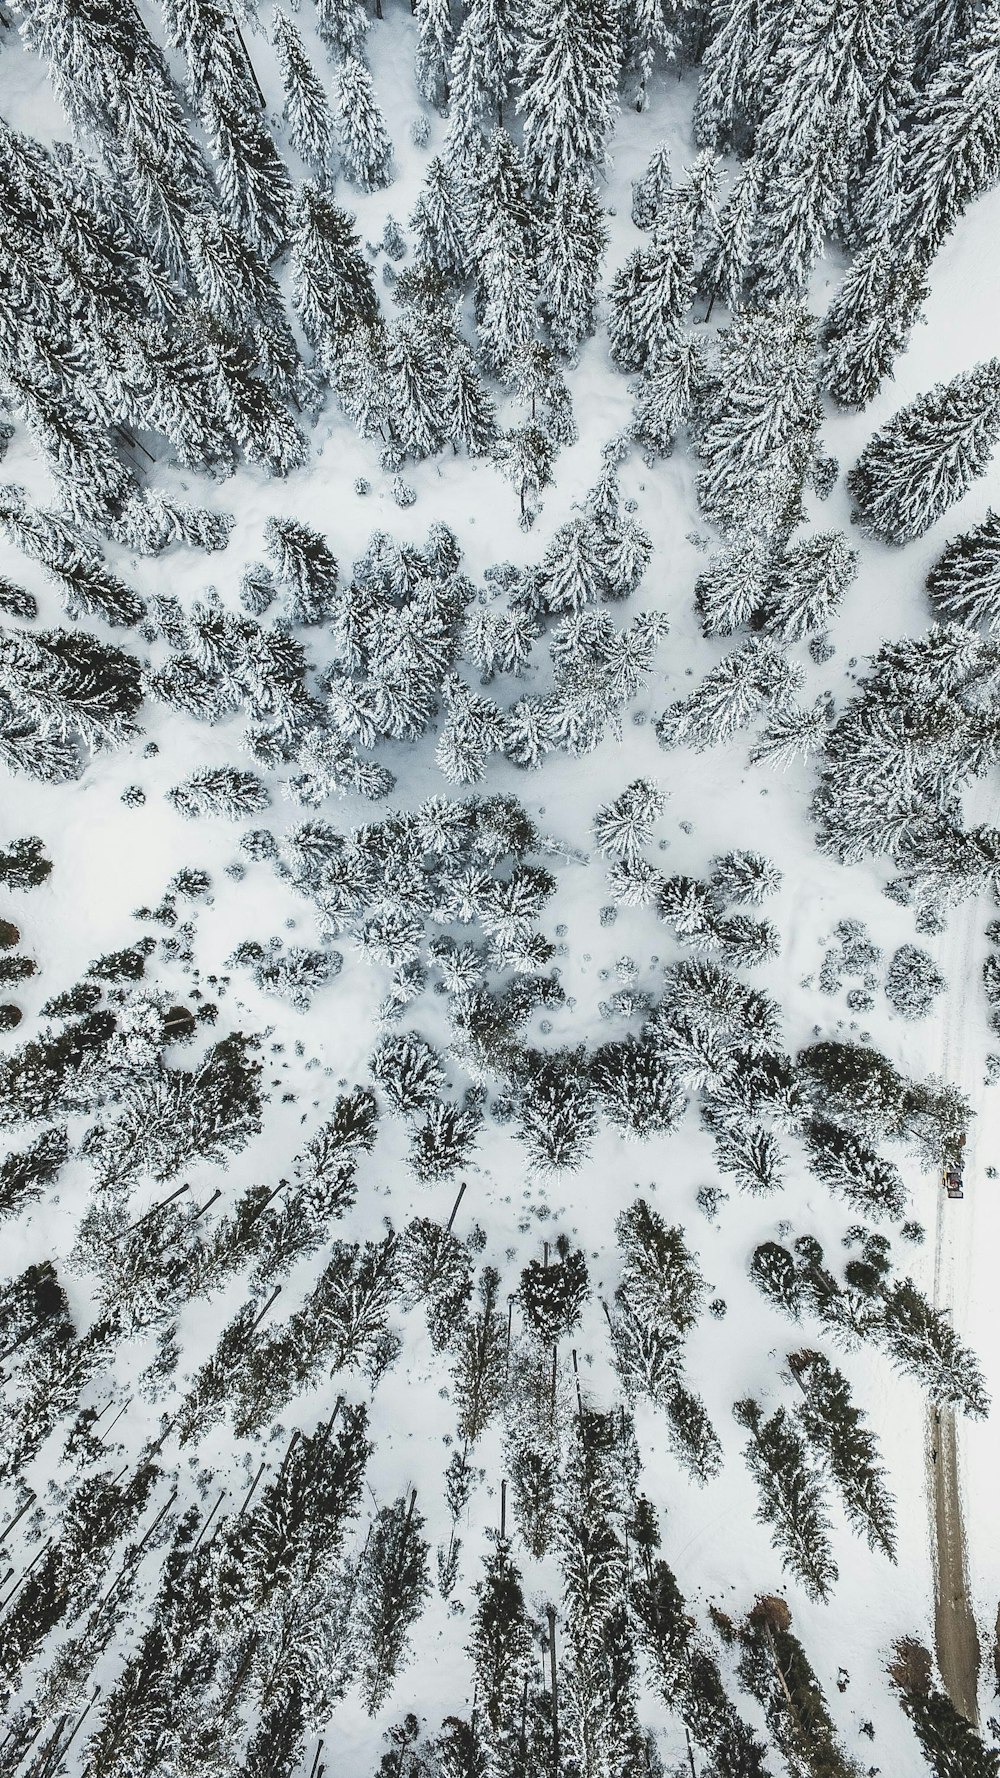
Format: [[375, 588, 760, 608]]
[[546, 1605, 559, 1771], [446, 1180, 467, 1232]]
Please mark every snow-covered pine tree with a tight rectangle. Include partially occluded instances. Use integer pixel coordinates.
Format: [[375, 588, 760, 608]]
[[442, 341, 499, 455], [451, 1264, 507, 1441], [167, 766, 271, 820], [695, 302, 821, 543], [788, 1348, 897, 1559], [631, 141, 673, 229], [694, 539, 772, 637], [168, 0, 294, 257], [410, 156, 470, 283], [356, 1493, 431, 1711], [657, 638, 803, 752], [693, 0, 785, 153], [315, 0, 369, 62], [927, 509, 1000, 627], [847, 360, 1000, 545], [622, 0, 678, 113], [764, 532, 858, 641], [516, 0, 622, 197], [899, 17, 1000, 267], [608, 209, 696, 372], [414, 0, 454, 110], [273, 10, 335, 173], [733, 1396, 838, 1600], [879, 1279, 988, 1416], [289, 185, 380, 371], [499, 425, 556, 527], [821, 242, 929, 409], [335, 53, 393, 190], [519, 1237, 589, 1345], [384, 319, 446, 460], [516, 1047, 597, 1172], [468, 1535, 536, 1768], [537, 172, 609, 354], [593, 778, 665, 864], [265, 517, 339, 624], [699, 154, 762, 319]]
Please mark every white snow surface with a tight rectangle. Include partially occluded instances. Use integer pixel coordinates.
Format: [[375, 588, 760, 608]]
[[2, 8, 1000, 1776]]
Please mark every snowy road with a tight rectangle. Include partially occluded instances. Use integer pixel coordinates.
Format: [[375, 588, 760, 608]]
[[927, 896, 984, 1724]]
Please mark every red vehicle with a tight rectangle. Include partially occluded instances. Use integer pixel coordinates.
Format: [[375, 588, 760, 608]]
[[943, 1134, 966, 1200]]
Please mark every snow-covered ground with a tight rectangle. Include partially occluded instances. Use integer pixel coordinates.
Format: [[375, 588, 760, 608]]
[[3, 7, 1000, 1775]]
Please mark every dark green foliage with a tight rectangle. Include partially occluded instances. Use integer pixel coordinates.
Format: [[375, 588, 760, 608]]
[[803, 1118, 907, 1219], [847, 362, 1000, 545], [889, 1638, 1000, 1778], [357, 1492, 431, 1712], [0, 1125, 68, 1217], [516, 1046, 598, 1172], [451, 1265, 507, 1442], [519, 1238, 589, 1344], [738, 1595, 864, 1778], [631, 1551, 768, 1775], [733, 1397, 838, 1600], [0, 837, 52, 889], [927, 510, 1000, 628], [399, 1216, 474, 1349], [880, 1279, 988, 1417], [789, 1349, 897, 1560], [0, 1009, 116, 1128]]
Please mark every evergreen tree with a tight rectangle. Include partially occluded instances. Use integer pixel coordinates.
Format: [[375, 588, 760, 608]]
[[411, 156, 470, 283], [519, 1238, 590, 1345], [442, 342, 498, 455], [699, 154, 762, 318], [880, 1279, 989, 1416], [315, 0, 369, 61], [657, 637, 803, 752], [273, 10, 335, 173], [623, 0, 678, 112], [468, 1536, 536, 1768], [608, 210, 696, 372], [357, 1493, 432, 1712], [265, 516, 340, 624], [537, 172, 609, 353], [517, 0, 622, 196], [384, 320, 446, 460], [290, 186, 380, 372], [738, 1595, 864, 1778], [890, 1638, 1000, 1778], [694, 540, 772, 637], [451, 1264, 507, 1441], [847, 361, 1000, 544], [821, 242, 929, 409], [516, 1047, 598, 1171], [415, 0, 454, 110], [447, 0, 518, 134], [499, 425, 556, 527], [167, 0, 294, 256], [695, 303, 821, 544], [733, 1397, 839, 1600], [631, 141, 673, 229], [632, 335, 705, 458], [168, 766, 271, 819], [927, 509, 1000, 627], [335, 54, 393, 191], [899, 17, 1000, 267], [803, 1119, 906, 1218], [593, 779, 665, 864], [789, 1349, 897, 1559], [764, 532, 858, 641]]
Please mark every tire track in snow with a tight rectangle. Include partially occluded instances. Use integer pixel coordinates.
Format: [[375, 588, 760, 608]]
[[926, 897, 982, 1725]]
